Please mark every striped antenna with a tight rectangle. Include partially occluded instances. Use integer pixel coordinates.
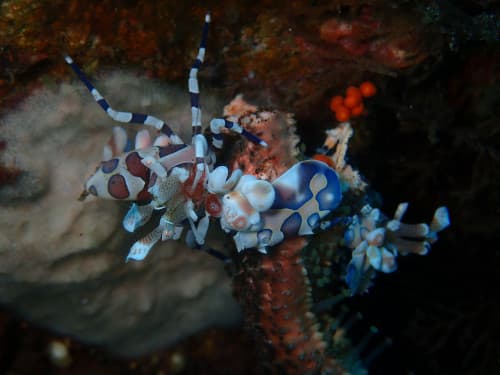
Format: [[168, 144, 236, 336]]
[[64, 55, 183, 144]]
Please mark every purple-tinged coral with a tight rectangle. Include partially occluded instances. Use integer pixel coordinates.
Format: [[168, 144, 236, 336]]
[[344, 203, 450, 294]]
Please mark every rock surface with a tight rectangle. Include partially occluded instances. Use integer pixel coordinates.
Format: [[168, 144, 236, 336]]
[[0, 71, 241, 356]]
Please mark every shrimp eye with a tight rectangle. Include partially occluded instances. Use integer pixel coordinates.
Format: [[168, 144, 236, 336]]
[[206, 194, 222, 217]]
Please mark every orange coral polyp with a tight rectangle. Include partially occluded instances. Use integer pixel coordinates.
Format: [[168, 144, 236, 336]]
[[343, 94, 361, 109], [329, 95, 344, 112], [345, 86, 362, 101], [359, 81, 377, 97], [335, 106, 351, 122], [350, 103, 365, 117], [330, 82, 377, 121]]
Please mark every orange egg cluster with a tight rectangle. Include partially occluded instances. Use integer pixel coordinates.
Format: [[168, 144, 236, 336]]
[[329, 81, 377, 122]]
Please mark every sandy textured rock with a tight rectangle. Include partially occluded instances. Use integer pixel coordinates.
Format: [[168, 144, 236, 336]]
[[0, 71, 241, 356]]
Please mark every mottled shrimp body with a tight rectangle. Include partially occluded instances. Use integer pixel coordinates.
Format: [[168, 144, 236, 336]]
[[84, 149, 152, 201], [83, 139, 201, 202], [228, 160, 342, 253]]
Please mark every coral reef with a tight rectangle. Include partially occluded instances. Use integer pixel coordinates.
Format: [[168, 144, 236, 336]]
[[0, 1, 497, 373], [0, 1, 447, 120], [319, 9, 432, 69]]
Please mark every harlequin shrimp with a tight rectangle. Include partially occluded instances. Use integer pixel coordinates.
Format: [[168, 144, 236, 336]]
[[210, 160, 342, 253], [66, 14, 343, 262]]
